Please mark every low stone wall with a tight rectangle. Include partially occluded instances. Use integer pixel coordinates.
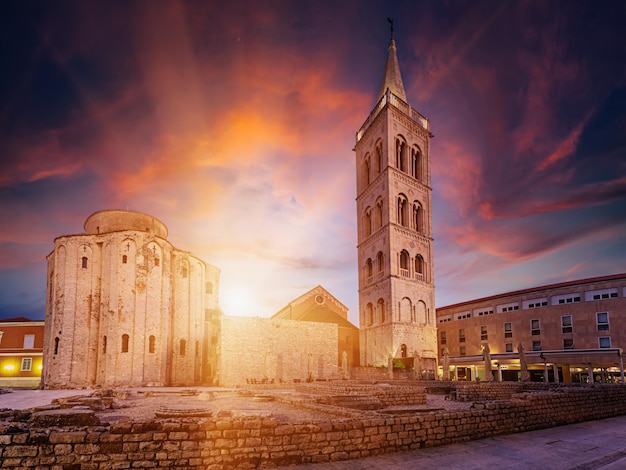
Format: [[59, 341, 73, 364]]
[[295, 383, 427, 406], [2, 385, 626, 469], [454, 382, 565, 402]]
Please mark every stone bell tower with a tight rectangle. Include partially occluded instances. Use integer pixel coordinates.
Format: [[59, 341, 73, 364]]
[[355, 25, 437, 377]]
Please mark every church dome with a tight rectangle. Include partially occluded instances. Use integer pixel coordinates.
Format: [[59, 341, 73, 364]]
[[84, 209, 168, 238]]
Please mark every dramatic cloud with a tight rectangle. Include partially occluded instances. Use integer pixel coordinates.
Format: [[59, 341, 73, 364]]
[[1, 1, 625, 321]]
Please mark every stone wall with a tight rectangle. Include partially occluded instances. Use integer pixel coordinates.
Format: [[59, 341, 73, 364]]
[[3, 385, 626, 469], [295, 383, 427, 406], [219, 317, 338, 387], [454, 382, 562, 402]]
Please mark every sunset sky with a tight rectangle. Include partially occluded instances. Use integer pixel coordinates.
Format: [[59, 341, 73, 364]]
[[1, 1, 625, 324]]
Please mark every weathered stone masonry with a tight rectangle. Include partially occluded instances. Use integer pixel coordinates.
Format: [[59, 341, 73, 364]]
[[3, 385, 626, 469]]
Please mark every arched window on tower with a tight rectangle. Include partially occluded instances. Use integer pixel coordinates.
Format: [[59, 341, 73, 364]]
[[366, 258, 373, 283], [412, 202, 424, 233], [121, 334, 129, 353], [415, 254, 425, 280], [376, 251, 385, 278], [102, 336, 107, 354], [122, 255, 128, 264], [376, 143, 383, 173], [364, 207, 372, 237], [363, 155, 371, 186], [375, 198, 384, 228], [54, 337, 59, 355], [400, 250, 410, 277], [180, 339, 187, 356], [149, 335, 156, 353], [395, 137, 407, 172], [411, 145, 421, 180], [366, 303, 374, 326], [401, 344, 408, 358], [378, 298, 385, 323], [397, 195, 408, 227], [81, 257, 88, 269]]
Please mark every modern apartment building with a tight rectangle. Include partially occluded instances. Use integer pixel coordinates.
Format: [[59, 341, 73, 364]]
[[436, 273, 626, 383]]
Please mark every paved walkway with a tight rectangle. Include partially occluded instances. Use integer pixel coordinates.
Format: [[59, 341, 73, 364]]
[[275, 416, 626, 470]]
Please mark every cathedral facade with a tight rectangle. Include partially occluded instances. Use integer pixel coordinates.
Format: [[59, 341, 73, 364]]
[[42, 210, 220, 388], [355, 35, 438, 374]]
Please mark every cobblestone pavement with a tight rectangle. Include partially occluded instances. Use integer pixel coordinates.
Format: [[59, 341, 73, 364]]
[[274, 415, 626, 470]]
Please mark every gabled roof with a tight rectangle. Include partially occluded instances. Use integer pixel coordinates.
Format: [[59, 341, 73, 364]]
[[271, 285, 357, 329], [377, 38, 407, 103]]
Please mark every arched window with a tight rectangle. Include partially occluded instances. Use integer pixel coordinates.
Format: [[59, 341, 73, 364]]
[[415, 254, 425, 279], [81, 257, 88, 269], [366, 258, 373, 278], [400, 250, 410, 277], [363, 155, 371, 186], [205, 282, 213, 294], [378, 298, 385, 323], [182, 266, 188, 278], [412, 202, 423, 233], [121, 334, 129, 353], [364, 207, 372, 237], [54, 337, 59, 355], [397, 195, 408, 226], [411, 146, 421, 180], [376, 143, 383, 174], [376, 251, 384, 275], [103, 336, 107, 354], [180, 339, 187, 356], [149, 335, 156, 353], [366, 303, 374, 326], [395, 137, 407, 172], [154, 257, 160, 267], [375, 198, 383, 228], [401, 344, 408, 358], [122, 255, 127, 264]]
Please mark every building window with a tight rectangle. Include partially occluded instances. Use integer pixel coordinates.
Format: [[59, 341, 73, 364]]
[[504, 322, 512, 338], [480, 326, 488, 341], [397, 195, 408, 226], [364, 208, 372, 236], [366, 258, 373, 279], [23, 334, 35, 349], [180, 339, 187, 356], [505, 343, 513, 353], [440, 331, 446, 345], [401, 344, 407, 358], [378, 298, 385, 323], [149, 335, 156, 353], [121, 334, 129, 353], [599, 337, 611, 349], [412, 202, 423, 233], [415, 255, 424, 279], [531, 319, 541, 336], [399, 250, 410, 277], [395, 137, 406, 172], [563, 339, 574, 349], [459, 329, 466, 343], [411, 146, 421, 180], [21, 357, 32, 371], [102, 336, 107, 354], [54, 337, 59, 355], [182, 266, 188, 278], [205, 282, 213, 294], [154, 257, 160, 267], [597, 312, 609, 331], [460, 346, 466, 356], [366, 303, 374, 326], [122, 255, 128, 264], [377, 251, 384, 275], [561, 315, 573, 334], [82, 257, 88, 269], [532, 341, 542, 351]]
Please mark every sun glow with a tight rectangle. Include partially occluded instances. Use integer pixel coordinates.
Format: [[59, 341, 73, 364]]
[[219, 285, 259, 317]]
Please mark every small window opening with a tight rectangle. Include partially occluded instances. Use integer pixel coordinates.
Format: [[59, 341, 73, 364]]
[[180, 339, 187, 356], [121, 334, 129, 353], [54, 337, 59, 355], [82, 257, 88, 269], [149, 335, 155, 353], [122, 255, 128, 264], [103, 336, 107, 354]]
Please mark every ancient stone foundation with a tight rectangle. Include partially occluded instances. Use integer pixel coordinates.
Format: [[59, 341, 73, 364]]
[[2, 384, 626, 469]]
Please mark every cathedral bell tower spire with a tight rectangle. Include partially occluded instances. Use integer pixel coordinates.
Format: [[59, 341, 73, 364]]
[[354, 21, 437, 377], [377, 18, 407, 103]]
